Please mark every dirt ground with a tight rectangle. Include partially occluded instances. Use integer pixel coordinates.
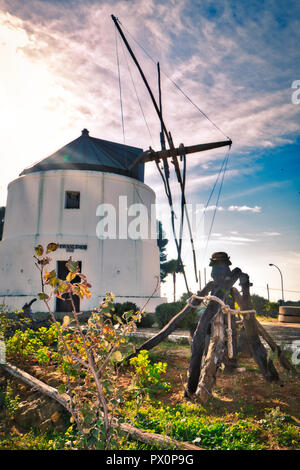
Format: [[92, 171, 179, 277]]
[[1, 340, 300, 437], [160, 347, 300, 422]]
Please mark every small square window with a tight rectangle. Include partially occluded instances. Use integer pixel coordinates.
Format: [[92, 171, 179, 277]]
[[65, 191, 80, 209]]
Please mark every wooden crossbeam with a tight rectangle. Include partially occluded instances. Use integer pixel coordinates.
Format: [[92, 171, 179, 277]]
[[127, 139, 232, 170]]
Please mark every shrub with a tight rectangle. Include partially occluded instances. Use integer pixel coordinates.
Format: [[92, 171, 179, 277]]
[[263, 301, 279, 318], [129, 350, 170, 396], [3, 383, 20, 418], [155, 301, 197, 329], [113, 302, 138, 317], [113, 302, 155, 328], [33, 242, 152, 450], [250, 294, 268, 315], [5, 324, 59, 364], [0, 304, 31, 338], [137, 313, 155, 328]]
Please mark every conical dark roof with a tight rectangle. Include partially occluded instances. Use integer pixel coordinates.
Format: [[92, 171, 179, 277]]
[[20, 129, 144, 182]]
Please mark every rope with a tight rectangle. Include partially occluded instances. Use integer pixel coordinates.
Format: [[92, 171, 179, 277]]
[[187, 294, 256, 359], [116, 18, 230, 141], [155, 155, 190, 293], [187, 294, 256, 316], [120, 37, 153, 143], [201, 146, 231, 265]]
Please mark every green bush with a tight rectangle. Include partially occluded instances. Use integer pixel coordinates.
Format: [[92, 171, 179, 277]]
[[137, 313, 155, 329], [263, 301, 279, 318], [113, 302, 138, 317], [129, 350, 170, 396], [155, 301, 197, 329], [5, 324, 59, 363], [250, 294, 268, 315], [112, 302, 155, 328]]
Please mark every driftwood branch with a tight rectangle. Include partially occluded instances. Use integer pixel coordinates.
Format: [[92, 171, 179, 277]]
[[186, 268, 242, 395], [195, 309, 225, 401], [1, 362, 71, 409], [119, 422, 201, 450], [255, 319, 296, 373], [231, 278, 280, 382], [126, 281, 215, 362], [1, 361, 201, 451]]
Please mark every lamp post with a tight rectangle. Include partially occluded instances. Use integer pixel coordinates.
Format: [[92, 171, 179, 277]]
[[269, 263, 284, 304]]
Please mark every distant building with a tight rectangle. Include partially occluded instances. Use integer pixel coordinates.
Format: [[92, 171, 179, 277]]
[[0, 129, 165, 314]]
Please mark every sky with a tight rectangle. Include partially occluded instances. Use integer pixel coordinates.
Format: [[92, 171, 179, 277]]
[[0, 0, 299, 302]]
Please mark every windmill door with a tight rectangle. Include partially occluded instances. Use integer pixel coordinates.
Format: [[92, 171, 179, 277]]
[[56, 260, 82, 313]]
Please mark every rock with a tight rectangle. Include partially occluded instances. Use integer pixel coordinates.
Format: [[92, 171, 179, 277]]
[[15, 401, 41, 429], [14, 395, 66, 432], [40, 418, 53, 433], [51, 410, 61, 424], [51, 410, 66, 431]]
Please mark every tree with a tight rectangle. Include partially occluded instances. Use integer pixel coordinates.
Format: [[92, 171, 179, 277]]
[[157, 221, 169, 283], [0, 207, 5, 241], [160, 258, 185, 302], [157, 220, 185, 300], [250, 294, 268, 315], [263, 301, 279, 318]]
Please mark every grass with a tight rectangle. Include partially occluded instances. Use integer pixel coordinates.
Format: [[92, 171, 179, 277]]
[[1, 337, 300, 450], [120, 398, 300, 450]]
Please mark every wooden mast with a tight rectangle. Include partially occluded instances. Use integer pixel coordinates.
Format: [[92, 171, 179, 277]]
[[111, 14, 232, 170]]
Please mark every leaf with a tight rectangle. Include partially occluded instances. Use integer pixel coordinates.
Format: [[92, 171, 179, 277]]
[[44, 270, 56, 281], [66, 272, 77, 282], [112, 351, 122, 362], [58, 384, 66, 394], [46, 242, 59, 254], [38, 293, 49, 300], [62, 315, 70, 327], [48, 276, 59, 287], [57, 282, 69, 293], [35, 245, 44, 256], [66, 259, 79, 273]]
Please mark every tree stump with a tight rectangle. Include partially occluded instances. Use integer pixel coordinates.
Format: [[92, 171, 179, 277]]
[[232, 276, 280, 382], [196, 308, 225, 401], [185, 267, 242, 396]]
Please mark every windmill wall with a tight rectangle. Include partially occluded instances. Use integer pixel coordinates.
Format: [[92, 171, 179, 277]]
[[0, 169, 166, 315]]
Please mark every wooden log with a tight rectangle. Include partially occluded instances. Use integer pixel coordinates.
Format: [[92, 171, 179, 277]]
[[186, 268, 242, 395], [1, 362, 71, 409], [126, 281, 215, 362], [255, 319, 296, 373], [1, 361, 201, 451], [119, 422, 201, 450], [196, 309, 225, 401], [236, 326, 252, 357], [185, 298, 220, 397], [231, 279, 280, 382]]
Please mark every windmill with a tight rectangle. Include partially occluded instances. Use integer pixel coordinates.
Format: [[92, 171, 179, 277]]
[[112, 15, 296, 401]]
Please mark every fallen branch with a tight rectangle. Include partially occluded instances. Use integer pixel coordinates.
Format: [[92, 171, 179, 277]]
[[125, 282, 215, 362], [1, 361, 201, 451], [1, 362, 71, 409], [255, 319, 296, 373]]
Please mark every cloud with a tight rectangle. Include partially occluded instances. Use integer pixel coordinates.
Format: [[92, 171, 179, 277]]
[[1, 0, 299, 156], [228, 205, 261, 213], [222, 180, 289, 202], [197, 205, 262, 213], [208, 234, 258, 246], [262, 231, 281, 236]]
